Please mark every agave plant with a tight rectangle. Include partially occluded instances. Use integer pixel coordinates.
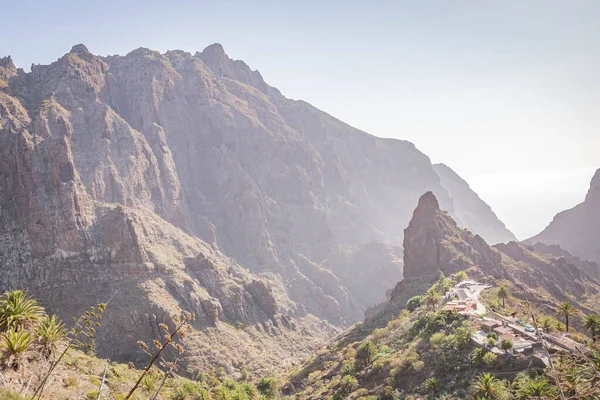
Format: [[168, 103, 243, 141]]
[[36, 314, 66, 358], [0, 290, 45, 330], [0, 327, 35, 369]]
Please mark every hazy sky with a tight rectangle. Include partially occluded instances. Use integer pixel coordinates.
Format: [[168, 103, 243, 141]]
[[2, 0, 599, 239]]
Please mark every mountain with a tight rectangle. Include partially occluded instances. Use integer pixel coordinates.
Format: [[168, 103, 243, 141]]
[[528, 168, 600, 264], [0, 44, 512, 372], [433, 163, 516, 244], [380, 192, 600, 321], [283, 192, 600, 399]]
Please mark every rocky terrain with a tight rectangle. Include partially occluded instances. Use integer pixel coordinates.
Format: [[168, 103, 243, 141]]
[[528, 168, 600, 265], [379, 192, 600, 322], [0, 44, 516, 373], [282, 192, 600, 399]]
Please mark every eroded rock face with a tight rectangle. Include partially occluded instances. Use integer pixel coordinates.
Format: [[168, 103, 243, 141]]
[[402, 192, 503, 278], [380, 192, 600, 322], [528, 168, 600, 265], [0, 43, 516, 372]]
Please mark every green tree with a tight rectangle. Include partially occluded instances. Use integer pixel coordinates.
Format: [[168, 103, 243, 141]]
[[256, 377, 277, 399], [355, 340, 377, 367], [406, 295, 424, 312], [482, 352, 497, 367], [583, 313, 600, 341], [538, 316, 555, 333], [557, 302, 578, 332], [455, 271, 469, 283], [424, 288, 441, 311], [339, 375, 359, 395], [424, 377, 439, 396], [0, 290, 45, 330], [497, 286, 509, 309], [468, 373, 510, 400], [515, 376, 556, 399], [500, 338, 513, 354]]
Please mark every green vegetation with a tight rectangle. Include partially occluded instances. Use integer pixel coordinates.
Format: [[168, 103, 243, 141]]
[[583, 313, 600, 341], [496, 286, 509, 309], [406, 295, 423, 312], [468, 373, 510, 400], [557, 301, 578, 332]]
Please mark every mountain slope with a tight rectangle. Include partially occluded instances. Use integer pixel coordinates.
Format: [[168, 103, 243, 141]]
[[380, 192, 600, 321], [528, 168, 600, 264], [0, 44, 514, 372], [433, 163, 516, 244]]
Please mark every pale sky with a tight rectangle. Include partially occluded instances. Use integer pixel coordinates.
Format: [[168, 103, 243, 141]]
[[2, 0, 599, 239]]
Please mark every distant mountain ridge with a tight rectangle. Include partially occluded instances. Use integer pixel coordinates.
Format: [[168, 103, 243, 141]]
[[528, 168, 600, 264], [0, 43, 515, 372], [433, 163, 516, 244]]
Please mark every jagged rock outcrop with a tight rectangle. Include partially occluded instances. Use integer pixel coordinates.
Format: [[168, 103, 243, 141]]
[[402, 192, 504, 278], [433, 163, 516, 244], [528, 168, 600, 264], [380, 192, 600, 321]]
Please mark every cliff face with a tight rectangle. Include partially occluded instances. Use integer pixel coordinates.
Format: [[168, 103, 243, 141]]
[[528, 168, 600, 265], [433, 163, 516, 244], [0, 44, 516, 371]]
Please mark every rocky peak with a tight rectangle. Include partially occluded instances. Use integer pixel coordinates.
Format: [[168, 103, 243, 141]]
[[528, 167, 600, 264], [70, 43, 90, 55], [0, 55, 17, 85], [197, 43, 268, 93], [586, 168, 600, 202], [403, 192, 503, 278]]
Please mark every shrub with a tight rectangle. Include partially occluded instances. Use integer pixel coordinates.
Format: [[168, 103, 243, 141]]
[[86, 390, 99, 400], [0, 327, 34, 369], [355, 340, 377, 368], [36, 314, 66, 358], [256, 376, 277, 398], [339, 374, 359, 394], [0, 290, 45, 330], [406, 296, 424, 312], [486, 332, 498, 340], [482, 352, 497, 366], [487, 337, 496, 347]]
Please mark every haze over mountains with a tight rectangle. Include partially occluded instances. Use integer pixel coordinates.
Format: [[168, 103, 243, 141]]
[[1, 42, 599, 382], [528, 168, 600, 265], [0, 43, 523, 369]]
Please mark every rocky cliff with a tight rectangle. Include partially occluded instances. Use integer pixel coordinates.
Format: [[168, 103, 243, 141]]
[[528, 168, 600, 265], [433, 163, 516, 244], [0, 44, 516, 371], [381, 192, 600, 320]]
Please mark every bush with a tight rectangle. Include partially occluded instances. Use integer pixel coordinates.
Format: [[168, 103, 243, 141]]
[[487, 332, 498, 340], [406, 296, 424, 312], [339, 374, 359, 394], [355, 340, 377, 368], [86, 390, 99, 400], [256, 376, 277, 398], [482, 352, 497, 366]]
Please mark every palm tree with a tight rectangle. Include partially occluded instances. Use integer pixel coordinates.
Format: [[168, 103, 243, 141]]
[[425, 288, 441, 311], [468, 373, 510, 399], [0, 327, 34, 370], [583, 313, 600, 341], [497, 286, 509, 309], [538, 316, 555, 333], [515, 376, 556, 399], [356, 340, 377, 367], [0, 290, 45, 330], [424, 377, 439, 397], [557, 302, 578, 332]]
